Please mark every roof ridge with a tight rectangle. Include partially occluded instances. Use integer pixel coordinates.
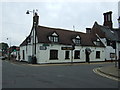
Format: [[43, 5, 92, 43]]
[[38, 25, 85, 34]]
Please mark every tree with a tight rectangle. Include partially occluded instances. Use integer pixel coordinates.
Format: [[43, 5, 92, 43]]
[[0, 42, 9, 55]]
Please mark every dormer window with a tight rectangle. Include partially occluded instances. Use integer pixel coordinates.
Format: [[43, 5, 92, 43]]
[[96, 41, 101, 46], [49, 32, 59, 43], [93, 39, 101, 46], [73, 35, 81, 45]]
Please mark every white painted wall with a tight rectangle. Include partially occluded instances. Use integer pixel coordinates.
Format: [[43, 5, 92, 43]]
[[35, 43, 105, 64], [36, 44, 73, 64], [105, 46, 115, 60], [100, 38, 116, 60], [20, 43, 105, 64], [89, 47, 105, 62]]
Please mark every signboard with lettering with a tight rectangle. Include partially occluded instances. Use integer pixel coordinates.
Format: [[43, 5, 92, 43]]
[[40, 46, 47, 50], [110, 53, 115, 58], [61, 47, 73, 50], [43, 44, 49, 46]]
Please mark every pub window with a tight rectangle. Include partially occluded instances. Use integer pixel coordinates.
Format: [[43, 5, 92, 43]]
[[65, 51, 70, 59], [75, 39, 81, 44], [50, 50, 58, 60], [73, 38, 81, 45], [49, 36, 59, 43], [96, 41, 101, 46], [49, 36, 54, 42], [49, 32, 59, 43], [54, 36, 58, 42], [96, 51, 100, 59], [74, 50, 80, 59]]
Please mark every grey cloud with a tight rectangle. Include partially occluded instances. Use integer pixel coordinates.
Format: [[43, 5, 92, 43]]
[[1, 2, 118, 46]]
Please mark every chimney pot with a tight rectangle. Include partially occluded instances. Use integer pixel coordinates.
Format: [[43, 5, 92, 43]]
[[103, 11, 113, 28], [33, 12, 39, 26], [86, 28, 91, 33]]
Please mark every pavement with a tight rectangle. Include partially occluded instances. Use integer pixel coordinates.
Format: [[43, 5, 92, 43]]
[[3, 59, 120, 81], [93, 65, 120, 81]]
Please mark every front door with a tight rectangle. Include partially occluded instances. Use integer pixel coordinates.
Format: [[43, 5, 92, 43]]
[[85, 50, 90, 63]]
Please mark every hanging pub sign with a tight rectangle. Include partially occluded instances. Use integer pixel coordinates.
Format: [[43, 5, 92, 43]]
[[85, 48, 92, 54], [61, 47, 73, 50], [40, 46, 47, 50]]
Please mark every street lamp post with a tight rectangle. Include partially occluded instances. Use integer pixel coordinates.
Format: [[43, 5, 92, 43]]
[[26, 9, 38, 64]]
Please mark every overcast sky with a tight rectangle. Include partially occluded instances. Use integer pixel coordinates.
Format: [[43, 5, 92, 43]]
[[0, 0, 119, 46]]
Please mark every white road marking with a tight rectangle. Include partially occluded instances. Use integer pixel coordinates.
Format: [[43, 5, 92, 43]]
[[93, 68, 120, 81]]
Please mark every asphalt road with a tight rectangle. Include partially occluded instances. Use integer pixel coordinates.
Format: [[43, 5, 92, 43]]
[[2, 60, 119, 88]]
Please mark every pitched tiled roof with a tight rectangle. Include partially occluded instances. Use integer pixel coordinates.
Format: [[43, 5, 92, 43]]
[[20, 25, 104, 47], [91, 22, 106, 38], [20, 35, 31, 46], [91, 22, 120, 41], [36, 26, 84, 45], [112, 28, 120, 42]]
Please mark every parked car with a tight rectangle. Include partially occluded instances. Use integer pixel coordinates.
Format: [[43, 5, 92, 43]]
[[0, 56, 6, 60]]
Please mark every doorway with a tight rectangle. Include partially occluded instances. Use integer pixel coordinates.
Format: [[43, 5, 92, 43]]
[[23, 50, 25, 60], [85, 50, 90, 63]]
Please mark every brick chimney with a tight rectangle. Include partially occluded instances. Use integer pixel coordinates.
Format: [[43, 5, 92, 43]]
[[33, 12, 39, 26], [86, 28, 91, 33], [103, 11, 113, 28]]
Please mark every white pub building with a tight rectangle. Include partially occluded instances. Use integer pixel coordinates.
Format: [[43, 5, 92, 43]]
[[19, 11, 120, 64]]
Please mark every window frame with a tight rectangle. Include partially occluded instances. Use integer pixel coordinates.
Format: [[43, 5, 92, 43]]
[[65, 51, 70, 59], [75, 39, 81, 44], [49, 50, 58, 60], [49, 36, 59, 43], [74, 50, 80, 59], [96, 41, 101, 46], [96, 51, 100, 59], [73, 36, 81, 45]]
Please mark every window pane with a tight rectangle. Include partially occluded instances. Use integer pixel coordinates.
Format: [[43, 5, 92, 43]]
[[96, 51, 100, 59], [50, 37, 53, 42], [49, 36, 58, 42], [50, 50, 58, 60], [54, 37, 58, 42], [96, 41, 100, 46], [75, 39, 80, 44]]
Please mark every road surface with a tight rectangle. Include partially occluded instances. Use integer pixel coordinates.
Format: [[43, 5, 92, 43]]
[[2, 60, 119, 88]]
